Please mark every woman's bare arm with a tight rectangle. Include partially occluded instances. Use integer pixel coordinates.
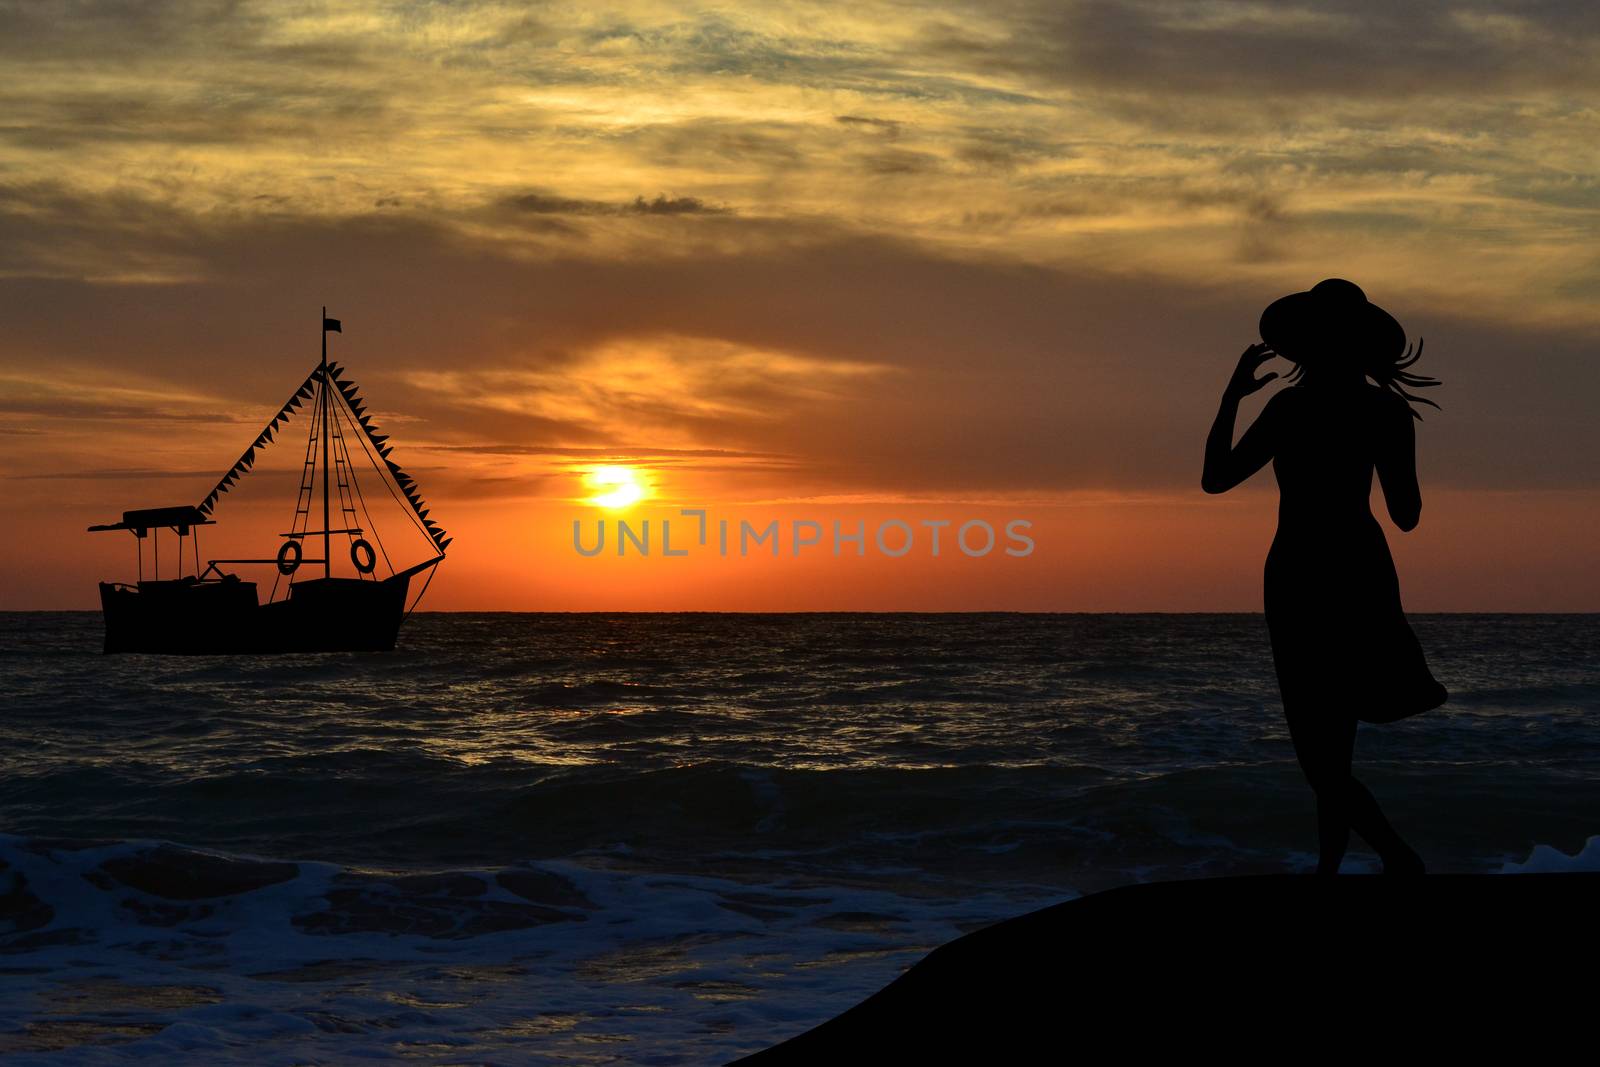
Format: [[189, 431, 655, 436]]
[[1375, 391, 1422, 530], [1202, 343, 1282, 494]]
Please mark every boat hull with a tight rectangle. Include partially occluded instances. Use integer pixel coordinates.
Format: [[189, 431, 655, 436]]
[[99, 574, 413, 654]]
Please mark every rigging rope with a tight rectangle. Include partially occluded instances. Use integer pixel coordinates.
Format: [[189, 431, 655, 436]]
[[324, 388, 441, 614], [197, 361, 446, 612], [326, 364, 450, 553], [331, 394, 396, 578], [271, 386, 323, 604], [402, 559, 438, 623], [334, 384, 438, 552], [328, 383, 443, 613], [327, 400, 367, 578]]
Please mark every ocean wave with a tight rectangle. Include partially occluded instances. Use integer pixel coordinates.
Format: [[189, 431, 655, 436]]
[[4, 828, 1596, 1062], [4, 612, 1598, 1059], [0, 834, 1036, 1063], [4, 755, 1594, 885]]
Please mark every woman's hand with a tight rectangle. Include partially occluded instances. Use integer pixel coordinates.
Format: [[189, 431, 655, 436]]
[[1226, 342, 1279, 399], [1204, 343, 1284, 494]]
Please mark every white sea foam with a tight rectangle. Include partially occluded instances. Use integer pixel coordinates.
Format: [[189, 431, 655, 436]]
[[1498, 835, 1600, 873], [0, 835, 1050, 1063]]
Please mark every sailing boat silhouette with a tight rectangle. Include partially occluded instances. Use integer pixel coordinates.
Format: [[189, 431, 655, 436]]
[[87, 310, 449, 653]]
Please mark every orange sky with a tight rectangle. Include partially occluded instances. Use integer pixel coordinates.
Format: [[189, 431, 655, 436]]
[[1, 1, 1597, 610]]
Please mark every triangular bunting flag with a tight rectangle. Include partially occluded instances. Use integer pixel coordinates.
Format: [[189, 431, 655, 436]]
[[196, 368, 331, 520]]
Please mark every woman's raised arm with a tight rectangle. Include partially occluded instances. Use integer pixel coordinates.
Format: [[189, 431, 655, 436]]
[[1202, 343, 1282, 494]]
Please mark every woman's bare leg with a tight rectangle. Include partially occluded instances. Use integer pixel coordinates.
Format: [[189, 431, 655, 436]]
[[1346, 776, 1424, 874], [1313, 790, 1352, 875], [1287, 705, 1357, 874], [1288, 705, 1423, 874]]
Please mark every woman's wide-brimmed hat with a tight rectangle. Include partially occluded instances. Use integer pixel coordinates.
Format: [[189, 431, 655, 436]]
[[1259, 278, 1406, 363]]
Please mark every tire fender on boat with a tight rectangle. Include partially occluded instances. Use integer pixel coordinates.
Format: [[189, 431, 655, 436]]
[[276, 540, 302, 575], [350, 539, 377, 575]]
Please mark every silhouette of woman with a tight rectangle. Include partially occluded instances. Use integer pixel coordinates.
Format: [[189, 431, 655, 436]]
[[1202, 278, 1448, 875]]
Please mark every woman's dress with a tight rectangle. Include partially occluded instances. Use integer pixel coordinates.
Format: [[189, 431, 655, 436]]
[[1262, 385, 1448, 724]]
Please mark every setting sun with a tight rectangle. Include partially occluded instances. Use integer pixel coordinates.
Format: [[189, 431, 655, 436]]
[[585, 466, 648, 509]]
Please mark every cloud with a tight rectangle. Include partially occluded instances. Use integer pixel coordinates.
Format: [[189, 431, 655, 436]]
[[7, 468, 221, 481], [627, 194, 727, 215], [1, 0, 1597, 513], [859, 148, 941, 175], [0, 371, 251, 423], [400, 334, 892, 460], [922, 1, 1600, 99], [836, 114, 902, 137], [1, 181, 1593, 503], [502, 191, 729, 216], [425, 444, 794, 462], [503, 192, 612, 215], [0, 2, 1592, 314]]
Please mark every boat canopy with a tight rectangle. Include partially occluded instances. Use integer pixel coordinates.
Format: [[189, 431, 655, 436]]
[[88, 506, 213, 535]]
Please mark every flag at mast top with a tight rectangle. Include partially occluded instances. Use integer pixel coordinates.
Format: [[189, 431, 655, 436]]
[[323, 315, 342, 333]]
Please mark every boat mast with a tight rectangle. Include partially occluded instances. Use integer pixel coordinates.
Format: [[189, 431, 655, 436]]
[[321, 305, 331, 580]]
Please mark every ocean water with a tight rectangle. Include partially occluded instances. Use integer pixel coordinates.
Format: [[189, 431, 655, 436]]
[[1, 612, 1597, 1063]]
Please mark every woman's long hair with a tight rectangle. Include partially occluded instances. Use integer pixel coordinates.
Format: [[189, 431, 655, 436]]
[[1283, 337, 1441, 420]]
